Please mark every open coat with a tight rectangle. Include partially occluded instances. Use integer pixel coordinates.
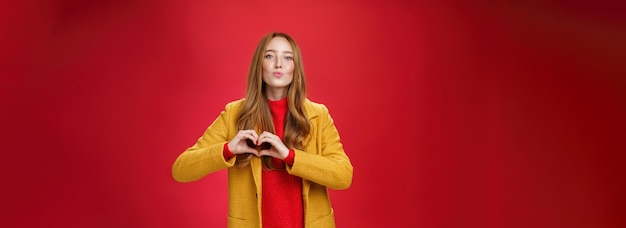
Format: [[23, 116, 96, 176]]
[[172, 98, 353, 228]]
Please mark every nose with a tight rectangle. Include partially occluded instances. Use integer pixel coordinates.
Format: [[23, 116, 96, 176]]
[[274, 57, 282, 69]]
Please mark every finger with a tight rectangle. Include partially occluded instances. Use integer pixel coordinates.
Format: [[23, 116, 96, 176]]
[[258, 149, 273, 158], [236, 144, 260, 156], [235, 131, 259, 145], [237, 130, 255, 137], [239, 130, 259, 141], [247, 149, 260, 157], [259, 148, 285, 159], [259, 131, 278, 139], [242, 134, 259, 144], [258, 139, 286, 153], [256, 136, 276, 146], [259, 132, 281, 143]]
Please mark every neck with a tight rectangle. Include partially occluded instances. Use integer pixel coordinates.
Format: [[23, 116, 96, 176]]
[[265, 88, 288, 101]]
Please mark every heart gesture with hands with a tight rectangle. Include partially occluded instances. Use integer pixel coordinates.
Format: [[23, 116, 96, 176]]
[[227, 130, 289, 160]]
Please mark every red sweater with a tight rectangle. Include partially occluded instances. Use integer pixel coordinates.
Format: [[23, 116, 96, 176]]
[[263, 98, 303, 228], [223, 98, 302, 227]]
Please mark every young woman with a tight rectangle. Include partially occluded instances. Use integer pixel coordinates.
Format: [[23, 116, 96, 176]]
[[172, 32, 353, 228]]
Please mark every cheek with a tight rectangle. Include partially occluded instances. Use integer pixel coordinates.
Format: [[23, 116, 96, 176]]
[[262, 61, 272, 72], [286, 62, 295, 74]]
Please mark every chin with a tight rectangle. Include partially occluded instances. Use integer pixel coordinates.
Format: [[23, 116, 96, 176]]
[[265, 80, 292, 88]]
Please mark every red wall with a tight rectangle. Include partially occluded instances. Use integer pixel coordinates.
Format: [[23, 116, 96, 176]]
[[2, 0, 625, 227]]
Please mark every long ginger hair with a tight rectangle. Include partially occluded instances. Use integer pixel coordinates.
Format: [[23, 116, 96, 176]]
[[235, 32, 310, 167]]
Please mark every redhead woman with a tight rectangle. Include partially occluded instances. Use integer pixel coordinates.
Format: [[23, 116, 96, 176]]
[[172, 32, 353, 228]]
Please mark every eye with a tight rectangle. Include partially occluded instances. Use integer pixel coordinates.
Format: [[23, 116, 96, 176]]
[[264, 54, 274, 59], [284, 56, 293, 61]]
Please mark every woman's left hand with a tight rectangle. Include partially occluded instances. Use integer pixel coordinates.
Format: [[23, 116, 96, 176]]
[[257, 131, 289, 160]]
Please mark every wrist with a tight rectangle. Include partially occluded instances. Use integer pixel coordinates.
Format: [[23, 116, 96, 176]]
[[283, 149, 295, 165], [223, 143, 235, 160]]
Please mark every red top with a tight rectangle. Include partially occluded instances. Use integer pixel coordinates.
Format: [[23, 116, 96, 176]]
[[262, 98, 303, 228], [223, 98, 302, 227]]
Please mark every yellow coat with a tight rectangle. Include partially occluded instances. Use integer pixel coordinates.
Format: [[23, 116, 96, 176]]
[[172, 98, 353, 228]]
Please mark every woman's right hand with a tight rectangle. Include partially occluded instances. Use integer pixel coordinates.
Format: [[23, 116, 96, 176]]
[[227, 130, 260, 156]]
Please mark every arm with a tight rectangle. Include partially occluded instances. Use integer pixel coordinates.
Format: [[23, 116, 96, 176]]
[[286, 105, 353, 190], [172, 103, 236, 183]]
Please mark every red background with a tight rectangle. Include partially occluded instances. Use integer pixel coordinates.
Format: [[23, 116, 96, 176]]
[[2, 0, 625, 227]]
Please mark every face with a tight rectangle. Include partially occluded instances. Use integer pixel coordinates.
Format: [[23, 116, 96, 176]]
[[262, 37, 295, 95]]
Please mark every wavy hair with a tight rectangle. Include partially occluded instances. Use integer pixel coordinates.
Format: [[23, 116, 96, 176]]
[[235, 32, 310, 168]]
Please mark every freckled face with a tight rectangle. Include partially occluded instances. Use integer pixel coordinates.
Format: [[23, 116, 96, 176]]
[[262, 37, 294, 91]]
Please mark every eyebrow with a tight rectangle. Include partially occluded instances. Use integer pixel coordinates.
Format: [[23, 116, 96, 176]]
[[265, 49, 293, 54]]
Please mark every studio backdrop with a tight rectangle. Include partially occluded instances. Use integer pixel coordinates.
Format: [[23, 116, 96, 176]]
[[1, 0, 624, 227]]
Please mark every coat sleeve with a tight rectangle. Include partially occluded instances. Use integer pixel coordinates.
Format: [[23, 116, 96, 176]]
[[287, 104, 353, 190], [172, 103, 236, 183]]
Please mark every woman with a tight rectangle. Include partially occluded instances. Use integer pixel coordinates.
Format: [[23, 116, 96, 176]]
[[172, 32, 353, 228]]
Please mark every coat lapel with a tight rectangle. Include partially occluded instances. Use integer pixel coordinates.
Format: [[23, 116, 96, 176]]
[[251, 157, 262, 196]]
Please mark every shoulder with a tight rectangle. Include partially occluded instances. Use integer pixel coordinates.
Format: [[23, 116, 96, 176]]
[[304, 98, 330, 119], [224, 98, 246, 110], [218, 98, 245, 116]]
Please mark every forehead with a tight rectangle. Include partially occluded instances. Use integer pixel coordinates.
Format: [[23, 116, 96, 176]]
[[265, 37, 293, 52]]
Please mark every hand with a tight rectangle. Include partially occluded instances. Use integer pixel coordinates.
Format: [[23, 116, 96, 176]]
[[227, 130, 260, 156], [257, 131, 289, 160]]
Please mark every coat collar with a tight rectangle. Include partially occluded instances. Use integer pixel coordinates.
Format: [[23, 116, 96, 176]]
[[303, 98, 319, 120]]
